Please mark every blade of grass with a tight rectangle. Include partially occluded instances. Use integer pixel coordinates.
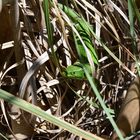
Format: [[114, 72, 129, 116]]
[[128, 0, 135, 37], [132, 0, 140, 26], [59, 4, 124, 139], [81, 64, 124, 140], [43, 0, 53, 47], [0, 89, 105, 140], [128, 0, 140, 76], [43, 0, 63, 74], [0, 133, 8, 140]]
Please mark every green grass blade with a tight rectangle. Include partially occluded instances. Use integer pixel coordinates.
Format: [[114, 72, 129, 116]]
[[0, 89, 104, 140], [0, 133, 8, 140], [43, 0, 62, 74], [81, 64, 124, 140], [43, 0, 53, 47], [128, 0, 140, 76], [128, 0, 135, 38], [131, 0, 140, 26]]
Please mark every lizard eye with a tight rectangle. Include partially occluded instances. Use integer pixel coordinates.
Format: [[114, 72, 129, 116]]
[[71, 72, 76, 75]]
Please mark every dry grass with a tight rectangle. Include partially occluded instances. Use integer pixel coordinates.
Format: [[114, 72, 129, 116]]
[[0, 0, 139, 139]]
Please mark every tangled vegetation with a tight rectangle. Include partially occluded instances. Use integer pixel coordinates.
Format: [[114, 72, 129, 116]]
[[0, 0, 140, 139]]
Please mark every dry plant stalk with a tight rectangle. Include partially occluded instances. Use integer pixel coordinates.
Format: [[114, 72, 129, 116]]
[[0, 6, 12, 43], [112, 77, 140, 139]]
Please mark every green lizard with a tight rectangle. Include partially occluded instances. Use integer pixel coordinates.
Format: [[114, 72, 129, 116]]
[[59, 4, 98, 79]]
